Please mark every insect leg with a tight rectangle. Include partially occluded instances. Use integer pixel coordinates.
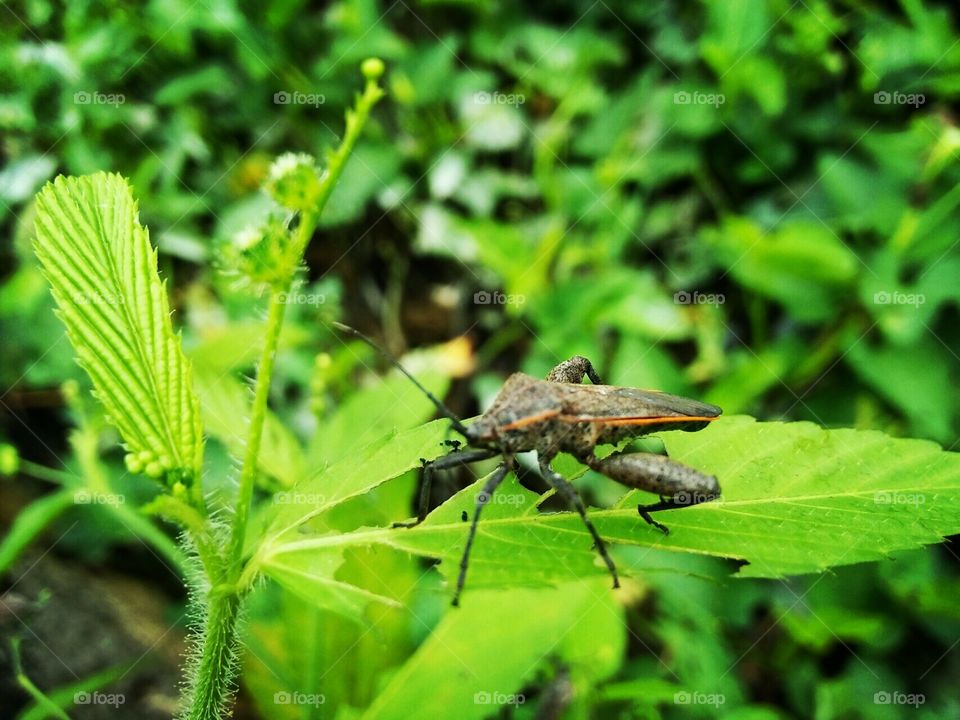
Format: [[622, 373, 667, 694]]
[[453, 460, 512, 606], [546, 356, 604, 385], [585, 452, 720, 535], [393, 448, 500, 528], [538, 458, 620, 589]]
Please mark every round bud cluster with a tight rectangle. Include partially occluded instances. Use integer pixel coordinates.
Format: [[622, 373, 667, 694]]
[[222, 216, 293, 290], [0, 443, 19, 476], [265, 153, 323, 212], [361, 57, 385, 81], [124, 449, 175, 479]]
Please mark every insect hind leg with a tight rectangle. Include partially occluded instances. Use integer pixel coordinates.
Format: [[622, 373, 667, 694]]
[[538, 459, 620, 589], [637, 495, 717, 535], [583, 451, 721, 536]]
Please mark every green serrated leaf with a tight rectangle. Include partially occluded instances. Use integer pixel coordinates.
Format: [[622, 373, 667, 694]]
[[260, 416, 960, 601], [249, 419, 454, 620], [33, 173, 203, 480]]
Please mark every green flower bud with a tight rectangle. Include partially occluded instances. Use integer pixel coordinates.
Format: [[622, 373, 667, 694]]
[[265, 153, 322, 212], [0, 444, 19, 476], [124, 453, 144, 474], [61, 379, 80, 402], [361, 57, 385, 81]]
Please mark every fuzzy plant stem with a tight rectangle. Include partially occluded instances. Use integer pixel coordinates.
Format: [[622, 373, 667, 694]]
[[184, 63, 384, 720], [186, 590, 243, 720], [185, 280, 292, 720]]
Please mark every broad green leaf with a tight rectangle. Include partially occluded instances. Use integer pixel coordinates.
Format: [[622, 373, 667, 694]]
[[260, 416, 960, 603], [251, 419, 454, 621], [360, 579, 624, 720], [307, 369, 449, 465], [262, 419, 452, 541], [33, 173, 203, 479]]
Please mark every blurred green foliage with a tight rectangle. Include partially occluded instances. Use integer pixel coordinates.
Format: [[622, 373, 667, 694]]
[[4, 1, 960, 719]]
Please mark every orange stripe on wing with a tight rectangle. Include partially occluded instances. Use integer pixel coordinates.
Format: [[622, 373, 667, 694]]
[[499, 409, 561, 431], [557, 414, 719, 426]]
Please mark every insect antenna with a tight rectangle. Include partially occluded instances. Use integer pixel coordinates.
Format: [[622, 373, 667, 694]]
[[332, 322, 470, 436]]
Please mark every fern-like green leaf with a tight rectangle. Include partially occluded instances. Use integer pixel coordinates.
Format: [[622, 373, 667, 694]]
[[257, 416, 960, 604], [33, 173, 203, 481]]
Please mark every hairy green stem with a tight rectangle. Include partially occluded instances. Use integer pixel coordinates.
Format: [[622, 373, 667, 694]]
[[186, 65, 384, 720], [225, 287, 291, 578], [186, 590, 243, 720]]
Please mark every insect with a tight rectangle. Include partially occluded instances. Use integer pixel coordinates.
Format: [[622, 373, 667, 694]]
[[334, 323, 722, 605]]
